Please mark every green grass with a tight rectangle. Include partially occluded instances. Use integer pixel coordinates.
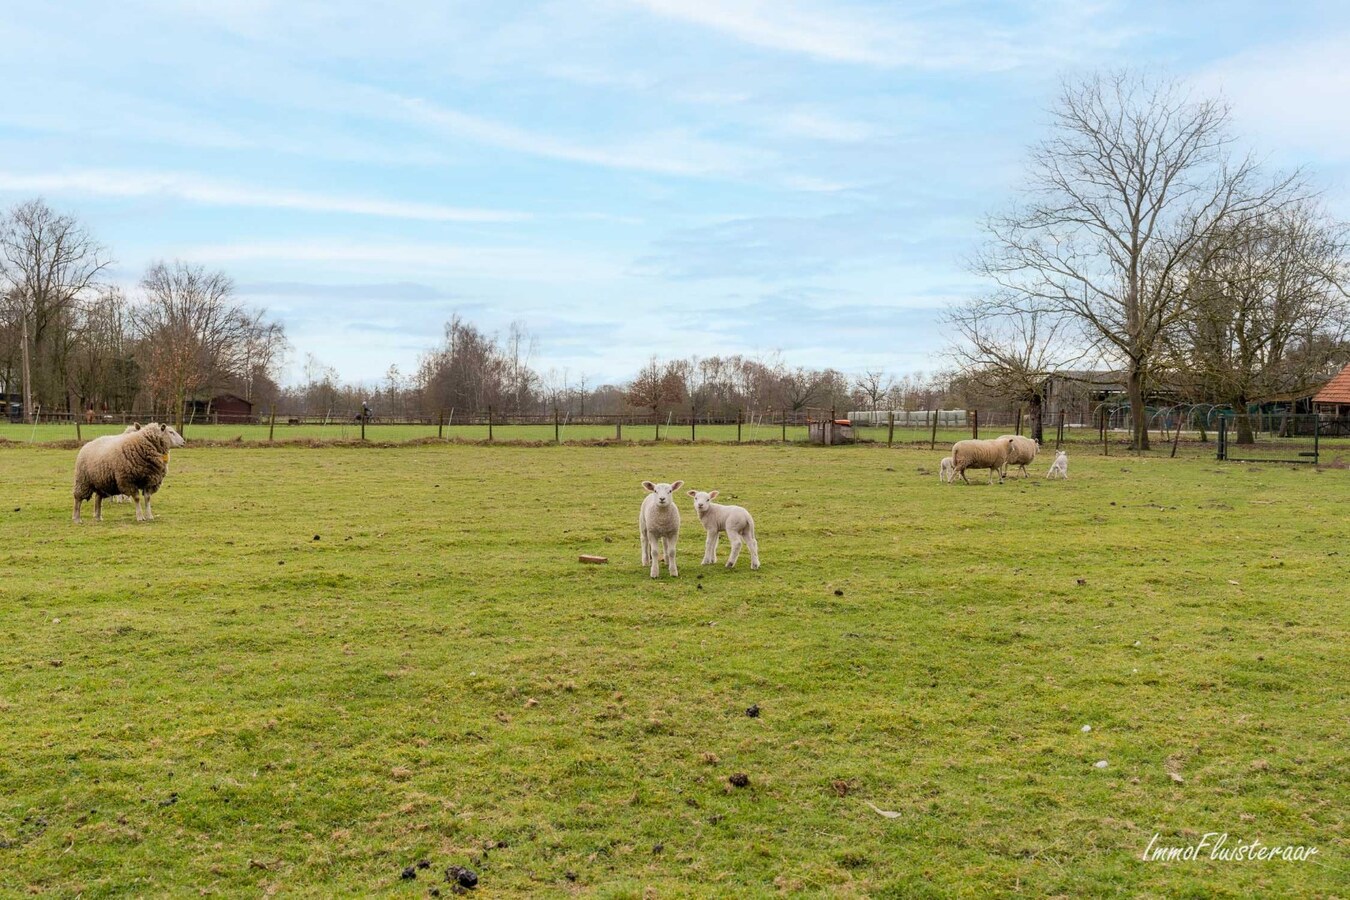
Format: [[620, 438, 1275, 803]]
[[0, 444, 1345, 896]]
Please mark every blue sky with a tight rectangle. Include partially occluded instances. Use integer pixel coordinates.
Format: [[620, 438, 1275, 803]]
[[2, 1, 1348, 386]]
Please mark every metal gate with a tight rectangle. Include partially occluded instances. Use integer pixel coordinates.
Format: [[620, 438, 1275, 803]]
[[1217, 415, 1320, 465]]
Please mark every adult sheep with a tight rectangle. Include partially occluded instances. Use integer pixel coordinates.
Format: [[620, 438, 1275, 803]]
[[73, 422, 175, 523], [996, 434, 1038, 478], [950, 436, 1018, 485], [112, 424, 185, 503]]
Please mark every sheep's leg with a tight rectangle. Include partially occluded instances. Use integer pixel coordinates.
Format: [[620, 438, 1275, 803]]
[[144, 492, 155, 520], [640, 520, 649, 565], [958, 467, 969, 485], [649, 536, 661, 578], [664, 535, 678, 577], [747, 529, 760, 570], [725, 533, 742, 568], [73, 497, 82, 524], [703, 530, 718, 565], [94, 494, 103, 522]]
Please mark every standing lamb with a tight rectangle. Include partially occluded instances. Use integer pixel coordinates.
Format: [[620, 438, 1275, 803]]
[[996, 434, 1039, 478], [950, 437, 1018, 485], [72, 422, 174, 523], [1046, 450, 1069, 479], [938, 456, 954, 483], [638, 480, 683, 578], [686, 489, 760, 570]]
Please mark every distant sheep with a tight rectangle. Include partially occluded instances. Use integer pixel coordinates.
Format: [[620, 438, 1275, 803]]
[[73, 422, 175, 523], [639, 480, 683, 578], [687, 489, 760, 570], [950, 437, 1018, 485], [938, 456, 954, 483], [1047, 450, 1069, 480], [996, 434, 1039, 478]]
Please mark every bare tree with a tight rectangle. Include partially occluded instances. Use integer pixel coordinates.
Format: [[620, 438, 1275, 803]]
[[625, 357, 684, 417], [1171, 201, 1350, 442], [777, 366, 826, 415], [0, 199, 110, 416], [853, 369, 894, 412], [944, 295, 1089, 442], [134, 260, 251, 431], [979, 71, 1298, 450]]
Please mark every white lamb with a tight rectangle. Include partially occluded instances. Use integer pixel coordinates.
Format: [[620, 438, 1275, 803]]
[[938, 456, 954, 483], [639, 480, 683, 578], [686, 489, 760, 570], [1046, 450, 1069, 479]]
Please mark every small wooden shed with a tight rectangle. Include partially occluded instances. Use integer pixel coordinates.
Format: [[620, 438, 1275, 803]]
[[185, 393, 255, 424], [808, 418, 855, 445]]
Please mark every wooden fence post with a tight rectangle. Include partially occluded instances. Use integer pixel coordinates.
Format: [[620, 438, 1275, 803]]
[[75, 417, 81, 443], [1101, 406, 1108, 456], [781, 409, 787, 443], [691, 415, 696, 442], [360, 411, 366, 442], [554, 407, 560, 444], [617, 417, 623, 441], [887, 410, 894, 447], [438, 409, 444, 439], [972, 409, 979, 439], [737, 409, 743, 443], [930, 408, 939, 450], [268, 405, 276, 442], [488, 406, 493, 441], [1015, 406, 1023, 436]]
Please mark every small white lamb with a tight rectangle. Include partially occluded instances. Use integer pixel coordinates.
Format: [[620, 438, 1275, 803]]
[[938, 456, 954, 483], [686, 490, 760, 570], [639, 480, 683, 578], [1046, 450, 1069, 479]]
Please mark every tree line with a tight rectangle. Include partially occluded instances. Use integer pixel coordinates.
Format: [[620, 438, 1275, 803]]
[[0, 199, 287, 428]]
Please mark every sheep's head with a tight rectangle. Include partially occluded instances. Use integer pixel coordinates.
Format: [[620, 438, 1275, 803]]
[[165, 425, 186, 448], [642, 479, 683, 508], [685, 489, 719, 514], [1055, 450, 1067, 461]]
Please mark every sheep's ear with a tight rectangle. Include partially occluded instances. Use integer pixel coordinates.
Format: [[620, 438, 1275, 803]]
[[642, 481, 656, 492], [708, 490, 719, 500], [132, 422, 142, 430], [686, 490, 697, 497], [159, 423, 167, 431], [670, 480, 684, 491]]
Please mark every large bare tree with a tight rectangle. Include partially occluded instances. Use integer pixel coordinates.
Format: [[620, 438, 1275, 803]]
[[134, 260, 252, 431], [979, 71, 1296, 450], [0, 199, 110, 416]]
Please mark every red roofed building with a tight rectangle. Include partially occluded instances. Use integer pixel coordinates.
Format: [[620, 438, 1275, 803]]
[[1313, 362, 1350, 418]]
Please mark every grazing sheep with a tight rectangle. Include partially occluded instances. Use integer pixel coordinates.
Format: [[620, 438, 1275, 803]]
[[73, 422, 174, 523], [938, 456, 954, 483], [996, 434, 1039, 478], [1047, 450, 1069, 480], [686, 489, 760, 570], [950, 437, 1018, 485], [639, 480, 683, 578]]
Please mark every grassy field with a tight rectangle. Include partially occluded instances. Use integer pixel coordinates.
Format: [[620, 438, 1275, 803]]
[[0, 443, 1345, 896]]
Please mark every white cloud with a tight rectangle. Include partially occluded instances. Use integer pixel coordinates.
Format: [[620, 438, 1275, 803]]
[[178, 239, 622, 281], [774, 110, 875, 143], [0, 170, 526, 222], [387, 95, 771, 178]]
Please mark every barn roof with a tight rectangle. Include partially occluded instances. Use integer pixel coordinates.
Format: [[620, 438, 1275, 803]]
[[1313, 363, 1350, 405]]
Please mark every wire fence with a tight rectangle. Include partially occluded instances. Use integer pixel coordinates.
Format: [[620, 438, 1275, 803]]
[[4, 407, 1349, 459]]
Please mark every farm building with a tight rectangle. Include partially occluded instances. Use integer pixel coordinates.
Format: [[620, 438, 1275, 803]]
[[1313, 362, 1350, 419], [808, 418, 855, 445], [184, 393, 255, 424]]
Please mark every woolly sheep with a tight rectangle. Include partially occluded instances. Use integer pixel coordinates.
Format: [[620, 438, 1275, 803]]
[[112, 424, 184, 503], [938, 456, 954, 483], [1046, 450, 1069, 480], [996, 434, 1039, 478], [950, 436, 1018, 485], [73, 422, 174, 523], [686, 489, 760, 570], [639, 480, 683, 578]]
